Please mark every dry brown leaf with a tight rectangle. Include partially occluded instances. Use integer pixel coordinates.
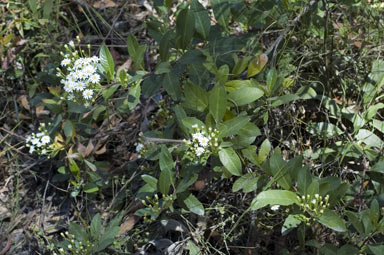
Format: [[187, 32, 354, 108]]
[[18, 113, 31, 120], [93, 0, 117, 8], [95, 144, 107, 155], [77, 143, 87, 157], [116, 58, 132, 76], [36, 106, 49, 117], [18, 95, 30, 111], [85, 140, 94, 156], [118, 214, 138, 235]]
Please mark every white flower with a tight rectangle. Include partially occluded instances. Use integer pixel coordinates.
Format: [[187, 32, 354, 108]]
[[91, 56, 100, 62], [195, 147, 205, 157], [36, 132, 44, 137], [29, 146, 35, 154], [192, 132, 203, 141], [83, 65, 96, 76], [61, 58, 71, 66], [41, 136, 50, 145], [68, 75, 77, 83], [89, 73, 100, 83], [83, 89, 94, 100], [32, 138, 40, 145], [73, 70, 81, 79], [68, 82, 76, 92], [192, 124, 198, 129], [63, 81, 73, 92], [314, 194, 319, 199], [311, 199, 316, 204], [136, 143, 144, 152], [198, 136, 209, 147], [75, 82, 86, 91], [74, 59, 83, 68], [270, 205, 280, 211], [68, 40, 75, 48], [26, 136, 31, 143], [41, 149, 47, 154]]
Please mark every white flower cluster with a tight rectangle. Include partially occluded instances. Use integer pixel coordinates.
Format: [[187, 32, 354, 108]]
[[56, 231, 95, 255], [25, 123, 53, 156], [184, 124, 219, 164], [297, 193, 330, 217], [57, 39, 100, 103]]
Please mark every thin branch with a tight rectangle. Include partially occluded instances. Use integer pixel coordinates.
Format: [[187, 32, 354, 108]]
[[265, 0, 319, 67]]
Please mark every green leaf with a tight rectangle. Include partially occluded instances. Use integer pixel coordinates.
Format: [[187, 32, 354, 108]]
[[266, 68, 278, 94], [84, 183, 99, 193], [155, 61, 171, 74], [250, 190, 299, 211], [159, 31, 172, 62], [369, 245, 384, 255], [219, 115, 250, 138], [365, 103, 384, 121], [176, 8, 195, 50], [29, 0, 38, 15], [209, 85, 227, 122], [158, 146, 174, 195], [183, 82, 208, 112], [64, 119, 74, 139], [219, 147, 242, 176], [232, 173, 259, 193], [90, 213, 102, 239], [355, 129, 384, 148], [215, 65, 229, 84], [160, 145, 174, 172], [69, 222, 88, 243], [228, 87, 264, 106], [270, 94, 300, 107], [127, 82, 141, 110], [257, 139, 271, 165], [92, 105, 107, 120], [269, 154, 292, 190], [211, 0, 231, 29], [296, 166, 312, 195], [43, 0, 53, 19], [97, 226, 120, 251], [318, 209, 346, 232], [345, 211, 363, 235], [67, 101, 87, 113], [372, 119, 384, 133], [99, 44, 115, 79], [162, 71, 181, 100], [184, 194, 204, 215], [232, 122, 261, 148], [159, 169, 171, 195], [142, 175, 158, 190], [308, 122, 343, 138], [173, 105, 188, 135], [84, 160, 97, 171], [187, 240, 200, 255], [282, 215, 301, 235], [233, 56, 251, 77], [182, 117, 205, 132], [191, 0, 211, 39], [247, 55, 268, 77], [337, 245, 360, 255], [127, 34, 146, 70], [102, 84, 120, 100]]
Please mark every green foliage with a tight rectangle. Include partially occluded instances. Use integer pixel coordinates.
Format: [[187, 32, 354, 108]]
[[8, 0, 384, 253]]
